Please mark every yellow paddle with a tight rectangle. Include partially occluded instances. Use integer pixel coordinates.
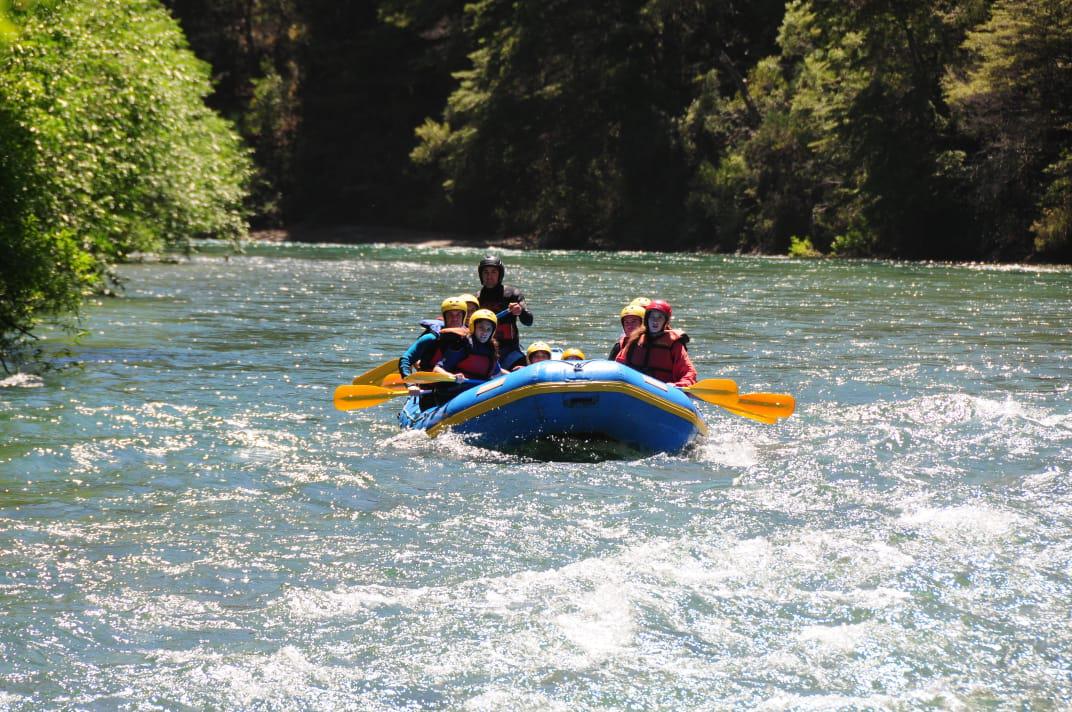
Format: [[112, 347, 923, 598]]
[[333, 384, 410, 411], [736, 392, 795, 421], [714, 393, 794, 423], [680, 378, 738, 404], [380, 371, 458, 388], [681, 379, 795, 424], [351, 358, 400, 386]]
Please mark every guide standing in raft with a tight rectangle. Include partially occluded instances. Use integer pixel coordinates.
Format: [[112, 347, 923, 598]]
[[476, 255, 533, 370]]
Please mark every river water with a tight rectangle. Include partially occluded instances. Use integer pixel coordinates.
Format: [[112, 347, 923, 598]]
[[1, 242, 1070, 709]]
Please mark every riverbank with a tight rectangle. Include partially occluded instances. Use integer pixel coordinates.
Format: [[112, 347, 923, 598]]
[[251, 224, 534, 250]]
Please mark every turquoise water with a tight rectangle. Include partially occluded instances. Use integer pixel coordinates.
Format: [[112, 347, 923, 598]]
[[2, 243, 1070, 709]]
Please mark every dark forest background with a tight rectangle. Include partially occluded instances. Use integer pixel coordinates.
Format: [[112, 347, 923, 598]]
[[166, 0, 1071, 261], [2, 0, 1070, 366]]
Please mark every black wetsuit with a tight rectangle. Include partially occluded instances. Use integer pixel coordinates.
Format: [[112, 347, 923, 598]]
[[478, 283, 533, 368]]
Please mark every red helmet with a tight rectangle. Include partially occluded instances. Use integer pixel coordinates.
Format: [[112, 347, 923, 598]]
[[645, 299, 672, 326]]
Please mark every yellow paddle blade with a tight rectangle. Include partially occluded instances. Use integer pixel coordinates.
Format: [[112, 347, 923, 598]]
[[404, 371, 457, 384], [380, 371, 454, 388], [717, 402, 779, 424], [683, 379, 794, 424], [333, 384, 408, 411], [681, 378, 739, 406], [685, 378, 739, 396], [352, 358, 400, 385], [736, 392, 795, 421], [380, 373, 404, 388]]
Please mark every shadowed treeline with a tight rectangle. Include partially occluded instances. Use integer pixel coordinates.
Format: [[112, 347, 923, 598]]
[[2, 0, 1070, 367], [165, 0, 1071, 261]]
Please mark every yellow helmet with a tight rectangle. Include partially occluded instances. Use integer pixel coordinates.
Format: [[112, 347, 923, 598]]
[[526, 341, 552, 357], [440, 296, 468, 316], [459, 293, 480, 309], [562, 347, 586, 360], [468, 309, 498, 330], [620, 303, 646, 321], [629, 297, 652, 308]]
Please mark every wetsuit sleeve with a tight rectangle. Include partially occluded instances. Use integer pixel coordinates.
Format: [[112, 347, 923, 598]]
[[518, 296, 533, 326], [504, 286, 533, 326], [608, 342, 621, 360], [670, 341, 697, 388], [400, 333, 437, 376]]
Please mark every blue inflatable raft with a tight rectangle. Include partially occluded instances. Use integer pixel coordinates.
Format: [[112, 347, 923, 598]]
[[399, 359, 707, 457]]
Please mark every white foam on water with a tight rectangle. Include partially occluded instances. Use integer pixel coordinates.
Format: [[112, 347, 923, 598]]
[[285, 584, 429, 619], [224, 417, 302, 462], [696, 431, 759, 468], [553, 581, 635, 663], [796, 622, 872, 653], [1022, 466, 1064, 489], [462, 689, 570, 712], [575, 516, 631, 541], [756, 692, 896, 711], [378, 428, 435, 451], [273, 520, 942, 699], [0, 372, 44, 388], [0, 691, 26, 708], [897, 504, 1025, 541], [84, 588, 231, 634], [139, 434, 196, 458], [1038, 412, 1072, 429], [963, 262, 1070, 273], [193, 645, 334, 709], [972, 395, 1027, 420], [818, 585, 912, 610], [379, 428, 519, 463]]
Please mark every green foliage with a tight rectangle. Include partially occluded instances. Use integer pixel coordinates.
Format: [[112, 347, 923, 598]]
[[788, 236, 822, 257], [0, 0, 15, 44], [829, 228, 878, 258], [0, 0, 250, 368], [1032, 150, 1072, 258], [122, 0, 1072, 263], [244, 60, 300, 223], [945, 0, 1072, 258], [413, 0, 783, 246]]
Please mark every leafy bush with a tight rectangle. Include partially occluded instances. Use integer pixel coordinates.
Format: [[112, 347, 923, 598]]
[[788, 236, 821, 258], [0, 0, 251, 369]]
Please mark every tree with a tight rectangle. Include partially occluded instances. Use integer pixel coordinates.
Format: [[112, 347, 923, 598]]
[[413, 0, 783, 247], [0, 0, 251, 369], [945, 0, 1072, 259]]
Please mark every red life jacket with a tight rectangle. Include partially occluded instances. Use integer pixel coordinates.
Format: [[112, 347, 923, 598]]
[[478, 285, 523, 343], [482, 297, 515, 342], [454, 342, 497, 380], [623, 329, 689, 383]]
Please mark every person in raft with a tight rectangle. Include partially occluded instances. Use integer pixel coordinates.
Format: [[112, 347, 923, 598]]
[[434, 309, 509, 386], [608, 302, 646, 360], [526, 341, 553, 365], [462, 290, 517, 331], [399, 296, 471, 406], [399, 296, 471, 378], [561, 347, 586, 361], [476, 255, 533, 370], [459, 293, 481, 322], [614, 299, 697, 387]]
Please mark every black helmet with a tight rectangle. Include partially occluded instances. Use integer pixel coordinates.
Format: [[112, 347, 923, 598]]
[[478, 254, 505, 282]]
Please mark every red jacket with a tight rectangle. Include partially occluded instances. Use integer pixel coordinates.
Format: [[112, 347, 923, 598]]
[[615, 329, 696, 387]]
